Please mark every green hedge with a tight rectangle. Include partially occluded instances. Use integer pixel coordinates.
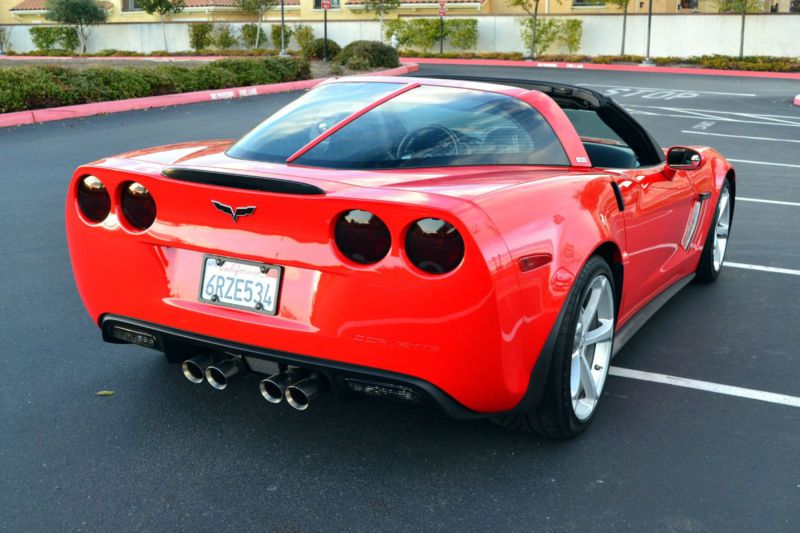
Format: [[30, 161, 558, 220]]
[[336, 40, 398, 69], [386, 19, 478, 52], [0, 57, 311, 113]]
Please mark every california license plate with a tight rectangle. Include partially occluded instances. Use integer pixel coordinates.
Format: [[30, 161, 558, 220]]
[[199, 255, 282, 315]]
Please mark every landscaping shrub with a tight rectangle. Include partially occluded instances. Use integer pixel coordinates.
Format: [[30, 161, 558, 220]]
[[306, 38, 341, 61], [29, 26, 81, 52], [399, 50, 525, 61], [271, 24, 294, 50], [29, 26, 61, 51], [446, 19, 478, 51], [336, 40, 398, 69], [213, 24, 239, 50], [189, 23, 213, 51], [519, 17, 561, 56], [0, 57, 311, 113], [241, 23, 268, 49], [560, 19, 582, 54], [294, 24, 315, 56]]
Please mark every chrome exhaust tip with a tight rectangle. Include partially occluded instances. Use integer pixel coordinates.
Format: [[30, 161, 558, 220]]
[[286, 376, 325, 411], [205, 357, 243, 390], [181, 354, 215, 384], [259, 372, 291, 404]]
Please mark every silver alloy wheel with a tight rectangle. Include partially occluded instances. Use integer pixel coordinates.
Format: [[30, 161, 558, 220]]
[[713, 188, 731, 272], [570, 274, 615, 421]]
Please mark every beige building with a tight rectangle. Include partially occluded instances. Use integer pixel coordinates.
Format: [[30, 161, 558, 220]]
[[1, 0, 790, 26]]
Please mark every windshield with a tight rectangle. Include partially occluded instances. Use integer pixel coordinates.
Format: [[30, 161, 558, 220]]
[[228, 82, 569, 170]]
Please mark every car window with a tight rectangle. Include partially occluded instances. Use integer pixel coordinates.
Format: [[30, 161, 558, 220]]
[[295, 85, 569, 169], [562, 108, 639, 169], [228, 82, 403, 163]]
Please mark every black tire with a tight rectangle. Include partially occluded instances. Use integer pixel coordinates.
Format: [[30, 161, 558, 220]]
[[493, 255, 616, 438], [695, 181, 733, 283]]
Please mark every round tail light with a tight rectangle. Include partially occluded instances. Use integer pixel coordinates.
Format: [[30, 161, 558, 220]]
[[405, 218, 465, 274], [334, 210, 391, 264], [77, 175, 111, 222], [121, 182, 156, 230]]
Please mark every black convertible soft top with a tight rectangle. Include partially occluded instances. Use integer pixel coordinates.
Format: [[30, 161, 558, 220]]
[[426, 75, 665, 166]]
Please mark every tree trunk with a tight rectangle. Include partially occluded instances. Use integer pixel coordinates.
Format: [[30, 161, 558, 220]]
[[621, 3, 628, 55], [739, 10, 745, 58], [530, 9, 539, 59], [380, 13, 385, 43], [161, 14, 168, 52], [255, 12, 262, 49]]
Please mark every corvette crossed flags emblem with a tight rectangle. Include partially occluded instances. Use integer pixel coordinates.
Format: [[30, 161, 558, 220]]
[[212, 200, 256, 222]]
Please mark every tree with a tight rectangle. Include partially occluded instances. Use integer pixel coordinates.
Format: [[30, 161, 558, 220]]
[[363, 0, 401, 43], [44, 0, 107, 54], [605, 0, 630, 55], [236, 0, 276, 49], [139, 0, 185, 52], [715, 0, 767, 58], [506, 0, 556, 59]]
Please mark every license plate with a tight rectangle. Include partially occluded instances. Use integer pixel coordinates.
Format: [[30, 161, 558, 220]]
[[199, 255, 282, 315]]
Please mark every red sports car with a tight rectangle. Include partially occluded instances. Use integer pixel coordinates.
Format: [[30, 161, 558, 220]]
[[66, 76, 735, 437]]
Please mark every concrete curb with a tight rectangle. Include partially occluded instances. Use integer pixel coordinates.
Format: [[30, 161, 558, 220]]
[[795, 95, 800, 106], [401, 57, 800, 80], [0, 63, 419, 129], [0, 54, 226, 62]]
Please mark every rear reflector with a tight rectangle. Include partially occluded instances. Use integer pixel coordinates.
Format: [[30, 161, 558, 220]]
[[344, 379, 421, 403], [518, 253, 552, 272], [110, 326, 157, 348]]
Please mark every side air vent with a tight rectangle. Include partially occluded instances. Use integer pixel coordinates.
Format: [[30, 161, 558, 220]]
[[162, 167, 326, 195]]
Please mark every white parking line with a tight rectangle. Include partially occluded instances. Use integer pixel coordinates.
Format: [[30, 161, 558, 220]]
[[681, 130, 800, 144], [625, 105, 800, 127], [727, 158, 800, 168], [726, 262, 800, 276], [609, 367, 800, 408], [739, 197, 800, 207], [580, 83, 757, 97]]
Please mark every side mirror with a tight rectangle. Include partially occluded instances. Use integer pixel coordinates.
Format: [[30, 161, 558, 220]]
[[666, 147, 702, 171]]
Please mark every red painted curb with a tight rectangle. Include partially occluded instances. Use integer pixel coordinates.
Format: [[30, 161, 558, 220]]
[[0, 64, 419, 128], [1, 55, 225, 62], [401, 57, 800, 80], [795, 95, 800, 106]]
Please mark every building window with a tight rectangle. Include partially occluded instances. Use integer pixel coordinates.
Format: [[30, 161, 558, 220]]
[[314, 0, 341, 7], [122, 0, 143, 11], [679, 0, 698, 8], [572, 0, 605, 6]]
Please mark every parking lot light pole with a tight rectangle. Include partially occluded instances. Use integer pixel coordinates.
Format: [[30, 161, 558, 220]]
[[641, 0, 654, 65]]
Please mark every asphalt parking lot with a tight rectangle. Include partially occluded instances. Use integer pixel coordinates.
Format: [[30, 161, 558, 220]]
[[1, 65, 798, 532]]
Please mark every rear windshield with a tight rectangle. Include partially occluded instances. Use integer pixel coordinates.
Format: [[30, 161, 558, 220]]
[[228, 82, 569, 169]]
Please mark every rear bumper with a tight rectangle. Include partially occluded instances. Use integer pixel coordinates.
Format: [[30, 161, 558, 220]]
[[102, 314, 486, 419]]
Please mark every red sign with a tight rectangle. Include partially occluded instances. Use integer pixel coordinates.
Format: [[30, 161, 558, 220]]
[[322, 0, 331, 8], [438, 0, 446, 16]]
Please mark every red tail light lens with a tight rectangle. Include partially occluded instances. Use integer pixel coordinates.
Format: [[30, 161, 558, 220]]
[[334, 210, 391, 264], [77, 175, 111, 222], [405, 218, 464, 274], [121, 182, 156, 230]]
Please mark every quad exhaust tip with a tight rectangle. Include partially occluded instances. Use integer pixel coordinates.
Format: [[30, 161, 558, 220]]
[[181, 354, 215, 384], [204, 357, 244, 390], [259, 372, 291, 404], [285, 376, 325, 411]]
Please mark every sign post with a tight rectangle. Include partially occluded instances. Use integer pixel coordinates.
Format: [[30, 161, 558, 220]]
[[438, 0, 446, 55], [322, 0, 331, 62]]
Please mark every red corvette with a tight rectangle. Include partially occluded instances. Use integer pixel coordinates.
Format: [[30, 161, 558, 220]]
[[66, 76, 735, 437]]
